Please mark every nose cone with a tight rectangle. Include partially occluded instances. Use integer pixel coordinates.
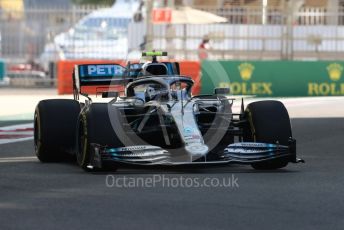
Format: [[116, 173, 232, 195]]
[[185, 143, 209, 157]]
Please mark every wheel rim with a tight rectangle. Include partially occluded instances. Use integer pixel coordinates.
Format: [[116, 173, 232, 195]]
[[77, 120, 86, 166], [34, 113, 40, 153]]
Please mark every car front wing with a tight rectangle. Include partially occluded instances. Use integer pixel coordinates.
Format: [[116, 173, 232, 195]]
[[87, 139, 304, 169]]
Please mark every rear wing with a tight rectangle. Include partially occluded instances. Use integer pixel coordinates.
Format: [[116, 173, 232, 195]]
[[73, 63, 135, 95], [73, 63, 125, 88]]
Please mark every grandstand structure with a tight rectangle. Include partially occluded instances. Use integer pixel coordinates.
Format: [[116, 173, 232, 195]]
[[194, 0, 329, 8], [1, 0, 344, 62], [191, 0, 343, 25], [146, 0, 344, 60]]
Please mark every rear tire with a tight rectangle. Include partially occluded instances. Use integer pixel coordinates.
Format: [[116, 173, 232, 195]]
[[34, 99, 80, 162], [76, 103, 121, 171], [243, 100, 292, 170]]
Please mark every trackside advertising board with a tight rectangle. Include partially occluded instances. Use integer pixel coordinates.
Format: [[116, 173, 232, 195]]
[[201, 61, 344, 97], [0, 60, 5, 81]]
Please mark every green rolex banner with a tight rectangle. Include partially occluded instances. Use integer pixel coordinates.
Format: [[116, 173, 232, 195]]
[[200, 60, 344, 97]]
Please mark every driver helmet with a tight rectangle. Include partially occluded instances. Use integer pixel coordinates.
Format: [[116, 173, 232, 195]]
[[144, 86, 156, 102]]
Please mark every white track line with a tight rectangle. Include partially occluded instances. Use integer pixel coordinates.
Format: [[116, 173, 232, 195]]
[[0, 123, 33, 131], [0, 156, 37, 163], [0, 137, 34, 145]]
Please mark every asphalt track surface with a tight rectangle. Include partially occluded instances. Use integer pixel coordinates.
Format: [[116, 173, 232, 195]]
[[1, 111, 344, 229]]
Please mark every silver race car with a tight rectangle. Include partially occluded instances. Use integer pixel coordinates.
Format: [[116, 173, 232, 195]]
[[34, 51, 304, 171]]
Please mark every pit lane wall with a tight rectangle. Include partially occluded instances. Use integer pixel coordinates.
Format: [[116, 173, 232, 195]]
[[201, 61, 344, 97]]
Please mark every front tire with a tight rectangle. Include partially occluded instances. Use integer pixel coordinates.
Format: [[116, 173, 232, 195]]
[[34, 99, 80, 162], [76, 103, 122, 171], [244, 100, 292, 170]]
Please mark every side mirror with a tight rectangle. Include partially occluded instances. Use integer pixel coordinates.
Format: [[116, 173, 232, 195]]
[[102, 91, 119, 98], [214, 87, 230, 95]]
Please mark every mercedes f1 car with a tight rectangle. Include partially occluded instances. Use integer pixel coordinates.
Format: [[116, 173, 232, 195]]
[[34, 51, 304, 171]]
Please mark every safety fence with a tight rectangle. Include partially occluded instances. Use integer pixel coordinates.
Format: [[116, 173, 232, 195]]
[[1, 4, 344, 64], [0, 5, 107, 62]]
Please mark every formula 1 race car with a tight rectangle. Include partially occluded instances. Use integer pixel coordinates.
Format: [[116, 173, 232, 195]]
[[34, 51, 304, 171]]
